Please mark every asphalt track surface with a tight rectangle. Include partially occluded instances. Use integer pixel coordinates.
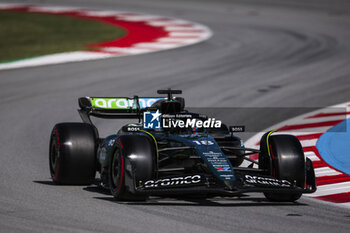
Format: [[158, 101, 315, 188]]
[[1, 0, 350, 232]]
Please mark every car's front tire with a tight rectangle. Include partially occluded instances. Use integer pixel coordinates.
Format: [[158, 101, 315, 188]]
[[109, 135, 156, 201], [259, 132, 305, 202]]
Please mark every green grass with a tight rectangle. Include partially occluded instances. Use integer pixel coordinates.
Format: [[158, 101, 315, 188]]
[[0, 11, 127, 62]]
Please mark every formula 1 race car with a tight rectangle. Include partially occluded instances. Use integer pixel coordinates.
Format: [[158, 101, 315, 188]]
[[49, 89, 316, 201]]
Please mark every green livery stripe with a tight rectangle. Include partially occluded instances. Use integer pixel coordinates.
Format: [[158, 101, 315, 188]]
[[91, 98, 133, 109], [266, 130, 277, 157]]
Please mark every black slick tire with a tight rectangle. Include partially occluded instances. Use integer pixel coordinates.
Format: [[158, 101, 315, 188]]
[[49, 123, 97, 185], [259, 133, 305, 202], [109, 135, 155, 201]]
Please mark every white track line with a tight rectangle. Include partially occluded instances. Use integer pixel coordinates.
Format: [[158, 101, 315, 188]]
[[275, 126, 334, 134], [117, 15, 165, 21], [314, 167, 342, 177], [147, 20, 190, 26], [133, 43, 180, 49], [306, 181, 350, 197], [304, 151, 320, 161], [0, 52, 113, 70], [299, 139, 318, 147], [165, 26, 205, 31], [79, 10, 126, 17], [300, 115, 348, 124], [169, 32, 206, 37], [156, 38, 199, 43], [28, 6, 79, 13], [102, 47, 154, 54], [336, 202, 350, 209], [272, 131, 322, 137]]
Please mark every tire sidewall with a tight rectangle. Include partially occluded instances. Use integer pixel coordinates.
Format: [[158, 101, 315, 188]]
[[109, 143, 125, 198], [49, 127, 61, 183], [49, 123, 97, 185]]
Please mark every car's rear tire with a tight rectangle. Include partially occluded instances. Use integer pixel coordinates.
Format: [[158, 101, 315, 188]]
[[259, 132, 305, 202], [109, 135, 155, 201], [49, 123, 97, 185]]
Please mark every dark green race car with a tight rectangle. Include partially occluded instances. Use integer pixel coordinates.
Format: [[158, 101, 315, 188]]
[[49, 89, 316, 201]]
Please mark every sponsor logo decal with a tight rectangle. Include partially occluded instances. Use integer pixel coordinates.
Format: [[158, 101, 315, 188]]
[[220, 174, 234, 179], [144, 175, 202, 188], [203, 151, 231, 169], [229, 125, 245, 132], [142, 112, 222, 129], [91, 97, 161, 109], [215, 167, 231, 171], [162, 118, 221, 129], [125, 127, 141, 132], [244, 175, 291, 187], [193, 140, 214, 145], [122, 124, 142, 132], [143, 110, 162, 129], [201, 151, 233, 179]]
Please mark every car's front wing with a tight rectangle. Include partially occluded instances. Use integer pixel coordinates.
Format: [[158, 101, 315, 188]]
[[132, 172, 316, 197]]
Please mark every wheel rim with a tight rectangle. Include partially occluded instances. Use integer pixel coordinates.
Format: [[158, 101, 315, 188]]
[[112, 149, 121, 187]]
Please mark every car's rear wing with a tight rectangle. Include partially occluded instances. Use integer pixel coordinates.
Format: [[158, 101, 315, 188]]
[[78, 96, 164, 123], [78, 89, 184, 124]]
